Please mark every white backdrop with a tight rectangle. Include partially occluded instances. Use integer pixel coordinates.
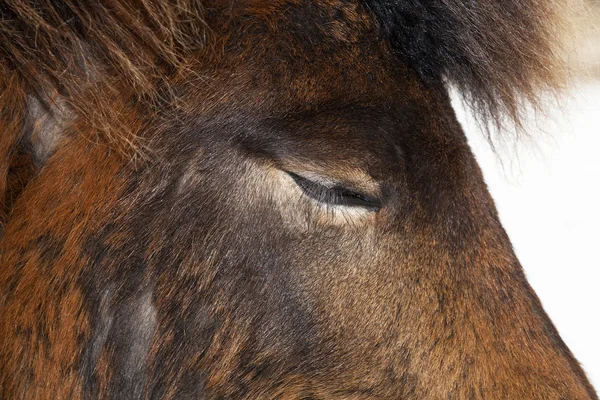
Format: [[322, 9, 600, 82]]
[[453, 81, 600, 389]]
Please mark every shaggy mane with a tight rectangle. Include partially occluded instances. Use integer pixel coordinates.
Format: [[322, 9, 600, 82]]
[[0, 0, 565, 153], [0, 0, 206, 96], [0, 0, 207, 163], [364, 0, 566, 126]]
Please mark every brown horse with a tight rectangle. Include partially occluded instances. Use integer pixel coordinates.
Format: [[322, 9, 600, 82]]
[[0, 0, 597, 398]]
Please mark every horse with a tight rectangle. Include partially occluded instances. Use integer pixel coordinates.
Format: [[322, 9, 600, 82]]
[[0, 0, 597, 398]]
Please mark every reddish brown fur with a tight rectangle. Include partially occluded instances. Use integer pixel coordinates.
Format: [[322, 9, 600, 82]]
[[0, 134, 129, 397]]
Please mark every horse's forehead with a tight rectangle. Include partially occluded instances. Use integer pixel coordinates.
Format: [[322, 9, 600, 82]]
[[183, 2, 421, 123], [212, 0, 361, 13], [206, 0, 373, 48]]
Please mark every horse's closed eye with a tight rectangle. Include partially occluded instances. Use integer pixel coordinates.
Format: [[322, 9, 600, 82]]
[[285, 171, 382, 212]]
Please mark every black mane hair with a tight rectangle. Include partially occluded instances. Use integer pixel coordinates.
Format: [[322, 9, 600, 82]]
[[363, 0, 564, 124]]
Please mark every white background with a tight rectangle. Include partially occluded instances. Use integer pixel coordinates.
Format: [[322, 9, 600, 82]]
[[453, 81, 600, 389]]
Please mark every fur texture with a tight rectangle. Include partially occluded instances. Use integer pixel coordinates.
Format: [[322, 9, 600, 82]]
[[0, 1, 595, 399], [364, 0, 564, 122], [0, 0, 563, 141], [0, 0, 205, 93], [0, 0, 206, 157]]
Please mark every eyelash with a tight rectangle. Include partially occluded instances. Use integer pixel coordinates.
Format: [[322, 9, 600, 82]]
[[286, 172, 382, 212]]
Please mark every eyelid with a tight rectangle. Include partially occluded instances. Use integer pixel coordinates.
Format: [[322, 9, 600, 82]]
[[285, 171, 382, 211]]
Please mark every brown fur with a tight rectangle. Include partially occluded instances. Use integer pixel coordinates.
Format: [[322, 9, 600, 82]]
[[0, 1, 596, 399]]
